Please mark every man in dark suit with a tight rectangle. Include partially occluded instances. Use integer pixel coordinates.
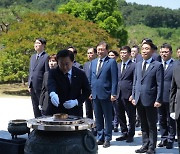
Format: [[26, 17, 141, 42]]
[[28, 38, 49, 118], [116, 46, 136, 143], [132, 41, 163, 154], [141, 38, 161, 62], [90, 41, 118, 148], [170, 47, 180, 152], [131, 45, 142, 127], [67, 46, 83, 69], [83, 47, 97, 119], [131, 45, 142, 63], [48, 49, 91, 117], [158, 43, 176, 149]]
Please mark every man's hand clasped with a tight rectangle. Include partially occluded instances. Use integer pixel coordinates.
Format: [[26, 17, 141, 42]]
[[50, 92, 60, 107], [63, 99, 78, 109], [154, 102, 161, 108]]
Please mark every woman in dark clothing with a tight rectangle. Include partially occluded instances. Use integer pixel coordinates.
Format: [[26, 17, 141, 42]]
[[39, 54, 58, 116]]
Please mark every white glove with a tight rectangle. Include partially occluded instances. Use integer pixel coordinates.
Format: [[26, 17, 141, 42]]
[[170, 112, 175, 120], [63, 99, 78, 109], [38, 105, 42, 110], [50, 92, 60, 107]]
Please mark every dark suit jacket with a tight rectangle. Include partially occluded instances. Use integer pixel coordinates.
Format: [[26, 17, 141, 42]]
[[132, 59, 164, 106], [83, 61, 91, 79], [73, 61, 83, 69], [39, 71, 50, 113], [170, 60, 180, 119], [28, 51, 49, 91], [163, 59, 174, 103], [117, 60, 135, 99], [48, 66, 91, 115], [152, 52, 161, 62], [135, 54, 143, 62], [90, 56, 118, 99]]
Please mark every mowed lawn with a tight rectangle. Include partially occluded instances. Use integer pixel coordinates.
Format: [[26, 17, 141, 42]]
[[0, 83, 30, 97]]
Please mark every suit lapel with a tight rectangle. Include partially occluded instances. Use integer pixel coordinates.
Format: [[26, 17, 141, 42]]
[[97, 57, 109, 77], [121, 60, 131, 79], [164, 59, 173, 76], [33, 52, 45, 70], [141, 59, 155, 80]]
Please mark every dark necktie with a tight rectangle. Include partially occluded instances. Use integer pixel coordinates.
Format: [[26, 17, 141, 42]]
[[65, 73, 70, 85], [142, 61, 147, 77], [122, 63, 126, 74], [163, 61, 167, 70], [36, 55, 39, 60], [96, 59, 102, 75]]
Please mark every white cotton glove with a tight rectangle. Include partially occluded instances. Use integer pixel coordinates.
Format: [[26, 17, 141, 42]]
[[63, 99, 78, 109], [170, 112, 175, 120], [38, 105, 42, 110], [50, 92, 60, 107]]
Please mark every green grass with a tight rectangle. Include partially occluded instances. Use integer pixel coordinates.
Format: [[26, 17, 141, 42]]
[[0, 83, 30, 97]]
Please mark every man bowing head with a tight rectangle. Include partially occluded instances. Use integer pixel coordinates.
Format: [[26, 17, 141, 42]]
[[48, 49, 91, 117]]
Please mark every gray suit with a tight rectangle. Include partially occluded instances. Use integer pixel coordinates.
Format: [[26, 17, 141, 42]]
[[132, 58, 164, 151], [28, 51, 49, 117], [158, 59, 176, 143]]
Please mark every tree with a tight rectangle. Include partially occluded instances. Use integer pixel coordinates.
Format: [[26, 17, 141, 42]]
[[0, 12, 119, 83], [118, 1, 180, 28], [58, 0, 128, 46]]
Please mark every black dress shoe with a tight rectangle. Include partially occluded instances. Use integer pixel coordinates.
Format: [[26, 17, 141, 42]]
[[157, 140, 167, 147], [135, 147, 148, 153], [146, 149, 155, 154], [126, 136, 134, 143], [116, 134, 127, 141], [166, 142, 173, 149], [114, 127, 118, 132], [103, 141, 110, 148], [96, 140, 104, 145]]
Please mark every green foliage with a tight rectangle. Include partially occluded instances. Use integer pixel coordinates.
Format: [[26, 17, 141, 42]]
[[118, 0, 180, 28], [0, 12, 118, 82], [58, 0, 128, 46], [127, 24, 180, 58]]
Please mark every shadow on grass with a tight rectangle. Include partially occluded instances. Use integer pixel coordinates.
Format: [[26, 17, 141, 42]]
[[3, 90, 30, 96]]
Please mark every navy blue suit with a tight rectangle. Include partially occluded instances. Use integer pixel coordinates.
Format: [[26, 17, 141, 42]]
[[83, 61, 93, 119], [158, 59, 176, 143], [73, 61, 83, 69], [132, 58, 164, 150], [28, 51, 49, 117], [48, 66, 91, 117], [90, 56, 118, 141], [117, 60, 136, 137], [133, 53, 143, 63]]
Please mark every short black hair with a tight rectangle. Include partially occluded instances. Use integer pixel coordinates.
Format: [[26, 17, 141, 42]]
[[67, 46, 77, 54], [97, 41, 109, 50], [177, 47, 180, 51], [88, 47, 97, 54], [160, 43, 172, 51], [142, 41, 156, 50], [109, 50, 119, 57], [120, 46, 131, 53], [49, 54, 57, 62], [35, 38, 46, 45], [141, 38, 153, 44], [57, 49, 74, 62], [132, 45, 140, 52]]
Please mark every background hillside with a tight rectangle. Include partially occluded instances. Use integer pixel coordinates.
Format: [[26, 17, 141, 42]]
[[0, 0, 179, 83]]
